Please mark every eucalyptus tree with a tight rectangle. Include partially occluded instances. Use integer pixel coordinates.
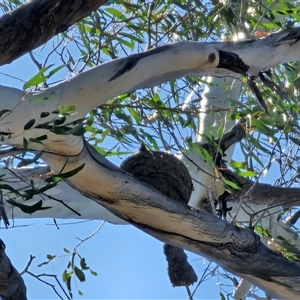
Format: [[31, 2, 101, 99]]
[[1, 0, 300, 299]]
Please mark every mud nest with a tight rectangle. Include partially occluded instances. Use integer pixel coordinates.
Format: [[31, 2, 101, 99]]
[[120, 143, 197, 287], [120, 143, 193, 204]]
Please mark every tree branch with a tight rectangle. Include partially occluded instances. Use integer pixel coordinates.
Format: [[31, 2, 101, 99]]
[[0, 0, 108, 65], [0, 166, 126, 224], [221, 169, 300, 208], [34, 138, 300, 299], [1, 28, 300, 151]]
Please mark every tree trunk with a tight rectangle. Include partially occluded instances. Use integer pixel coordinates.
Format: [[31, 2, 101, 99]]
[[0, 239, 27, 300]]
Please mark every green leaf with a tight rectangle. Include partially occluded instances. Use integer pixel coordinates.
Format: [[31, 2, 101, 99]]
[[0, 109, 10, 118], [255, 225, 271, 238], [290, 136, 300, 146], [24, 119, 35, 130], [62, 269, 72, 283], [23, 65, 64, 90], [224, 180, 241, 190], [54, 116, 66, 126], [255, 120, 277, 136], [255, 151, 266, 167], [6, 199, 52, 214], [38, 258, 54, 267], [117, 38, 134, 50], [23, 65, 53, 89], [202, 148, 214, 167], [59, 105, 76, 114], [36, 134, 48, 141], [105, 7, 127, 21], [237, 170, 258, 177], [29, 135, 48, 145], [63, 247, 71, 253], [24, 182, 57, 199], [74, 266, 86, 282], [192, 143, 214, 168], [47, 65, 64, 77], [0, 184, 22, 196], [232, 277, 239, 286], [248, 135, 271, 154], [153, 93, 162, 105], [146, 135, 159, 151], [80, 258, 88, 270], [65, 124, 86, 136], [106, 150, 132, 157], [115, 111, 132, 124], [45, 164, 85, 183], [210, 266, 218, 276], [128, 107, 140, 123], [47, 254, 56, 260], [230, 161, 247, 169], [66, 276, 72, 298], [90, 269, 98, 276]]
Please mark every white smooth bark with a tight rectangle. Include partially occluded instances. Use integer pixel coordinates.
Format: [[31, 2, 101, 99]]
[[178, 76, 241, 209], [1, 27, 300, 150], [0, 166, 126, 224]]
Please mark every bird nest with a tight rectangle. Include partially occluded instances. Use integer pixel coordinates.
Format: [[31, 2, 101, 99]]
[[120, 143, 193, 204]]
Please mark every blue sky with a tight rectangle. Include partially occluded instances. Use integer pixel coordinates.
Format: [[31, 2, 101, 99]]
[[1, 219, 221, 299]]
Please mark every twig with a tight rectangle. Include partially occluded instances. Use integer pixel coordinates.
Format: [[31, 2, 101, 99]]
[[0, 190, 9, 228], [186, 285, 193, 300], [189, 261, 212, 299], [239, 0, 252, 39], [25, 271, 71, 300], [20, 255, 36, 275]]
